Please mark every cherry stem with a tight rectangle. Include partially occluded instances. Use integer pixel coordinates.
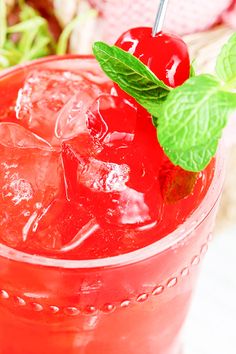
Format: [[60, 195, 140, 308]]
[[152, 0, 169, 37]]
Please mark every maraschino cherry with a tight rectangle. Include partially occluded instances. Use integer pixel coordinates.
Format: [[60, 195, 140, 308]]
[[115, 27, 190, 88]]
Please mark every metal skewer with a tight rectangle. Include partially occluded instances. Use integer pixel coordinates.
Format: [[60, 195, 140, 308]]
[[152, 0, 170, 37]]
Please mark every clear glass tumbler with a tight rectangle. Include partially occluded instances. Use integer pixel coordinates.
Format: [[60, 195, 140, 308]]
[[0, 56, 224, 354]]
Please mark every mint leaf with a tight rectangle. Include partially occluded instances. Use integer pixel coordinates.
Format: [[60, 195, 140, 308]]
[[216, 33, 236, 87], [158, 74, 236, 172], [165, 141, 218, 172], [93, 42, 170, 117]]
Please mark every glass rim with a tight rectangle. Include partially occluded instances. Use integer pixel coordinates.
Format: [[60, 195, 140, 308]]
[[0, 55, 225, 269]]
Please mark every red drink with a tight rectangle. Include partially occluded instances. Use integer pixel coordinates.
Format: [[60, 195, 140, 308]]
[[0, 56, 224, 354]]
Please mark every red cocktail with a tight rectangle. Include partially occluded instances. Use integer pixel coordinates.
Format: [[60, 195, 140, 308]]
[[0, 56, 224, 354]]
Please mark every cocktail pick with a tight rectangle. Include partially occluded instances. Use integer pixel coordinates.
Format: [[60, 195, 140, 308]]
[[152, 0, 170, 36]]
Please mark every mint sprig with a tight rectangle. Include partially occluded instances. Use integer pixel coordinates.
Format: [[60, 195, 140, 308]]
[[158, 35, 236, 171], [93, 42, 170, 117], [93, 33, 236, 172]]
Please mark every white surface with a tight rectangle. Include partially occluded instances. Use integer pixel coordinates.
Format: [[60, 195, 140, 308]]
[[183, 227, 236, 354]]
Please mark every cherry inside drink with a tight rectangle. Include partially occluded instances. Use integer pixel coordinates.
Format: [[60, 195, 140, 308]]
[[0, 30, 223, 354]]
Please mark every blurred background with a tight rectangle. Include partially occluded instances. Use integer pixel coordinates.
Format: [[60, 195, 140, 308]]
[[1, 1, 236, 353]]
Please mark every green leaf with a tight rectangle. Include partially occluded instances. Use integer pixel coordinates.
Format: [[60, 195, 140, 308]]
[[216, 32, 236, 87], [93, 42, 170, 117], [158, 74, 236, 171], [0, 0, 7, 48], [164, 140, 219, 172]]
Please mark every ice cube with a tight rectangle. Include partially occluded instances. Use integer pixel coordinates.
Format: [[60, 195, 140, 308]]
[[60, 97, 164, 228], [2, 177, 34, 206], [27, 199, 98, 253], [61, 134, 103, 201], [54, 76, 114, 141], [78, 157, 130, 193], [97, 180, 163, 226], [62, 141, 163, 227], [86, 94, 137, 147], [62, 141, 129, 197], [112, 187, 150, 225], [55, 87, 102, 141], [0, 122, 52, 150], [0, 123, 63, 247], [15, 70, 87, 143]]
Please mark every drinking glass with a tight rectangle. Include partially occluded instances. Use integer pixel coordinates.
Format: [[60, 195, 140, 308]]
[[0, 56, 225, 354]]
